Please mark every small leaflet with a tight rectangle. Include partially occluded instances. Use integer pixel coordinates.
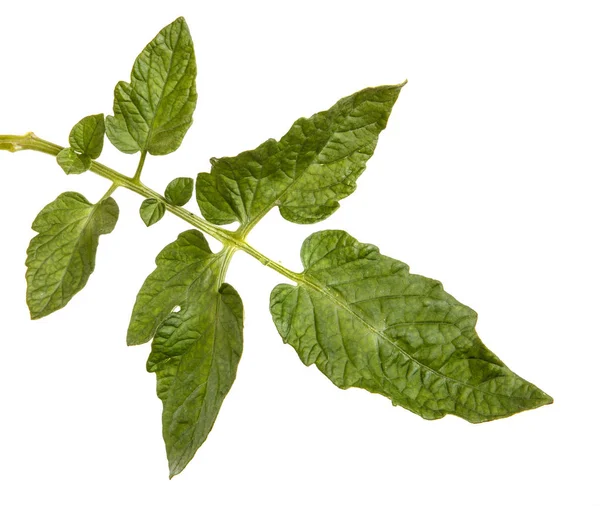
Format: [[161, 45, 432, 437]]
[[69, 114, 105, 159], [164, 177, 194, 206], [140, 198, 166, 226], [56, 148, 91, 174]]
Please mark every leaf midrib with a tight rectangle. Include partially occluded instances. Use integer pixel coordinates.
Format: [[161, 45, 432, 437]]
[[164, 252, 229, 475], [297, 273, 530, 403], [241, 95, 395, 233], [143, 24, 184, 152], [32, 204, 99, 316]]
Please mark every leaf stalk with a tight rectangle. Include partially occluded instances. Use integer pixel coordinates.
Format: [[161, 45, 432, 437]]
[[133, 150, 147, 182], [0, 133, 302, 282]]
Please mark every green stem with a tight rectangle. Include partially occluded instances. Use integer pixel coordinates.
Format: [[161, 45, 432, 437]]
[[133, 150, 147, 182], [217, 246, 237, 287], [101, 182, 119, 201], [0, 132, 303, 283], [239, 240, 303, 283]]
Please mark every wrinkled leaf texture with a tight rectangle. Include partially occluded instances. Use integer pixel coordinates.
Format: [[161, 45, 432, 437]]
[[128, 231, 242, 477], [69, 113, 105, 159], [106, 17, 197, 156], [270, 230, 553, 423], [196, 83, 405, 227], [26, 192, 118, 318], [165, 177, 194, 206], [139, 198, 166, 227]]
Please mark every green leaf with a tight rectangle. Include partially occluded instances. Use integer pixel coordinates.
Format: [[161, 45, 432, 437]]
[[164, 177, 194, 206], [127, 230, 219, 345], [105, 17, 197, 156], [130, 230, 242, 477], [139, 198, 165, 227], [26, 192, 119, 319], [270, 230, 552, 423], [196, 84, 404, 228], [56, 147, 91, 174], [69, 114, 105, 159], [105, 98, 139, 154]]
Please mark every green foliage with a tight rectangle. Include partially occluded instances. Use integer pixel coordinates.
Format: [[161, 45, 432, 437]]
[[195, 85, 403, 228], [105, 17, 197, 156], [270, 230, 552, 422], [142, 231, 242, 477], [165, 177, 194, 206], [0, 17, 552, 478], [69, 114, 105, 159], [56, 148, 91, 174], [25, 192, 118, 319], [140, 198, 166, 226], [56, 114, 105, 174], [127, 230, 230, 345]]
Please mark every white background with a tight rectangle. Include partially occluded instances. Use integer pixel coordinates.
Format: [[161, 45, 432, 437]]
[[0, 1, 598, 504]]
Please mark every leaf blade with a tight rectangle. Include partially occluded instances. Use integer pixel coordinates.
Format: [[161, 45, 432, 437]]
[[56, 148, 91, 175], [130, 230, 242, 477], [105, 92, 139, 154], [139, 198, 165, 227], [148, 282, 243, 478], [69, 113, 105, 159], [127, 230, 214, 345], [196, 84, 404, 227], [25, 192, 119, 319], [270, 230, 552, 422], [105, 17, 197, 156], [165, 177, 194, 206]]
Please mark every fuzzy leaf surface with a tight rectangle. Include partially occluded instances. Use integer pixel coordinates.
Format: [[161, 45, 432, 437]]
[[270, 230, 552, 423], [196, 84, 404, 227], [165, 177, 193, 206], [105, 17, 197, 156], [69, 113, 105, 159], [26, 192, 118, 318], [132, 230, 242, 477]]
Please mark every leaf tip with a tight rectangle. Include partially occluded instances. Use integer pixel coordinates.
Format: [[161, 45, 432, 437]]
[[168, 459, 186, 479], [29, 311, 42, 321], [539, 390, 554, 406], [168, 16, 189, 32], [27, 298, 47, 320]]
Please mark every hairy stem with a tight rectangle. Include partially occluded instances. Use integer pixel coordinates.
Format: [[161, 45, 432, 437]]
[[0, 132, 303, 283]]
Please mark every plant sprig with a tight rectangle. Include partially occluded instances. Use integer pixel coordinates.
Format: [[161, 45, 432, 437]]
[[0, 17, 552, 478]]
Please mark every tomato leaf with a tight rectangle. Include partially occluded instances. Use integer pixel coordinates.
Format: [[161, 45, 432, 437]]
[[271, 230, 553, 422]]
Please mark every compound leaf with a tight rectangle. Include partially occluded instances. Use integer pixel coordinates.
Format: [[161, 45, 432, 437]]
[[165, 177, 193, 206], [130, 230, 242, 477], [26, 192, 119, 319], [69, 113, 105, 159], [270, 230, 553, 423], [105, 17, 197, 156], [196, 84, 404, 228]]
